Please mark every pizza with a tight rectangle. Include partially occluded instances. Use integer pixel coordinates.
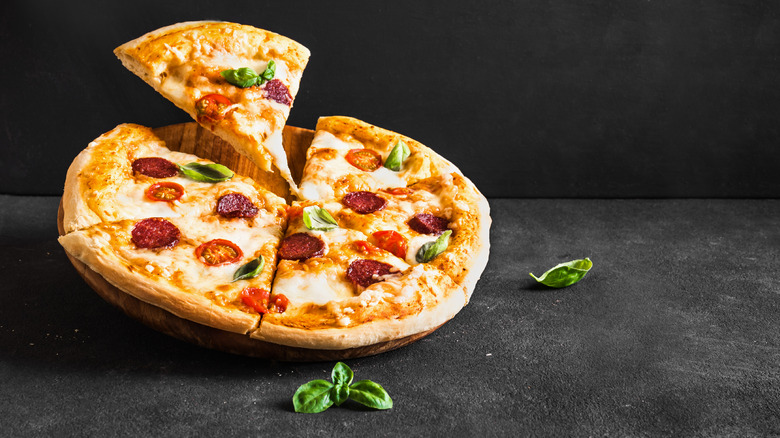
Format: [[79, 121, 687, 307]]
[[58, 22, 491, 354], [114, 21, 310, 191]]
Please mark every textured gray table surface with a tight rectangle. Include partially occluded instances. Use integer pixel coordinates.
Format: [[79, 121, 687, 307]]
[[1, 195, 778, 437]]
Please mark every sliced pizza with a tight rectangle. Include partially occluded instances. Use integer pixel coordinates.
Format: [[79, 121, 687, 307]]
[[298, 116, 457, 201], [114, 21, 310, 190], [62, 124, 286, 234], [250, 200, 467, 349]]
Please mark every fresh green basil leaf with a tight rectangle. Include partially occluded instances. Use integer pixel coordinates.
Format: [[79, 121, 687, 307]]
[[415, 230, 452, 263], [348, 380, 393, 410], [178, 162, 234, 183], [530, 257, 593, 288], [331, 362, 354, 387], [332, 384, 350, 406], [383, 140, 410, 171], [232, 256, 264, 282], [293, 380, 335, 413], [220, 67, 260, 88], [303, 206, 339, 231], [258, 60, 276, 84]]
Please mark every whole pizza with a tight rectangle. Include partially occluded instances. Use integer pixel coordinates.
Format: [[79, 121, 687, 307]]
[[58, 22, 491, 355]]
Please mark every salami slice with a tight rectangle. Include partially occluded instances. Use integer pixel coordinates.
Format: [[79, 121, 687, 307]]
[[346, 259, 395, 288], [342, 191, 387, 214], [132, 157, 179, 178], [263, 79, 292, 106], [278, 233, 325, 260], [216, 193, 259, 218], [408, 213, 449, 235], [131, 218, 180, 249]]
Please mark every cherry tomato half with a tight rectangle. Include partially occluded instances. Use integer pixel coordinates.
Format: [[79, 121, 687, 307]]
[[195, 93, 233, 124], [241, 287, 270, 314], [145, 182, 184, 202], [345, 148, 382, 172], [271, 294, 289, 313], [371, 230, 409, 259], [353, 240, 383, 256], [195, 239, 243, 266]]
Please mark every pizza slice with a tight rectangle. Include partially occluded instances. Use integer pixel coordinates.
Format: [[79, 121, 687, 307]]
[[114, 21, 310, 190], [297, 116, 457, 201], [249, 200, 467, 349], [58, 212, 285, 334], [62, 124, 286, 234]]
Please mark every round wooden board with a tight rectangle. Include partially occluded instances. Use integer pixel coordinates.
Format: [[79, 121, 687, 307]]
[[58, 122, 443, 361]]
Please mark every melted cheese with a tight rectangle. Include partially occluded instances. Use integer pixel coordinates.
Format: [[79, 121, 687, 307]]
[[273, 270, 354, 306]]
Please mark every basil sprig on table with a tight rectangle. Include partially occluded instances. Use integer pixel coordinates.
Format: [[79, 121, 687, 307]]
[[293, 362, 393, 413], [530, 257, 593, 288], [178, 162, 234, 183], [383, 140, 410, 171], [220, 60, 276, 88], [302, 206, 339, 231], [232, 256, 264, 282], [416, 230, 452, 263]]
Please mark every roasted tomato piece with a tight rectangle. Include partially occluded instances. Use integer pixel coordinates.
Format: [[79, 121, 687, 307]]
[[241, 287, 270, 314], [145, 182, 184, 202], [195, 93, 233, 123], [271, 294, 289, 313], [353, 240, 383, 256], [195, 238, 243, 266], [345, 148, 382, 172], [371, 230, 408, 259]]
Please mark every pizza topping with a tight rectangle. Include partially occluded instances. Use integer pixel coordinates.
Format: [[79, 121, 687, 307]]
[[195, 239, 243, 266], [132, 157, 179, 178], [220, 61, 275, 88], [530, 258, 593, 288], [302, 206, 338, 231], [381, 187, 413, 196], [195, 93, 233, 123], [415, 230, 452, 263], [240, 288, 289, 314], [278, 233, 325, 260], [263, 79, 292, 105], [353, 240, 383, 256], [131, 218, 180, 249], [370, 230, 409, 259], [345, 148, 382, 172], [408, 213, 450, 235], [342, 191, 387, 214], [233, 256, 265, 282], [217, 193, 258, 218], [383, 140, 411, 171], [145, 182, 184, 202], [346, 259, 396, 288], [178, 162, 234, 183]]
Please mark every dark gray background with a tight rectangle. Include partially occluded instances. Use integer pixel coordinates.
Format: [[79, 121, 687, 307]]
[[2, 0, 779, 198]]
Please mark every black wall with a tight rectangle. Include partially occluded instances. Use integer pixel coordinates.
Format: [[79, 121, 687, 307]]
[[2, 0, 779, 197]]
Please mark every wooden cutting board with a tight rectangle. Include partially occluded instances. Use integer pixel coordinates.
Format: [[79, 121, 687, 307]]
[[57, 122, 441, 361]]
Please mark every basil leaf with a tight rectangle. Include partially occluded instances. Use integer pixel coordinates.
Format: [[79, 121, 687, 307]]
[[331, 362, 354, 387], [530, 257, 593, 288], [293, 379, 335, 414], [303, 206, 338, 231], [332, 384, 350, 406], [232, 256, 264, 282], [178, 163, 234, 183], [348, 380, 393, 410], [415, 230, 452, 263], [220, 67, 260, 88], [383, 140, 410, 172], [258, 60, 276, 84]]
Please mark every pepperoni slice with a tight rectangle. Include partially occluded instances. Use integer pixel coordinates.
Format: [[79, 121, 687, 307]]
[[342, 191, 387, 214], [241, 287, 270, 314], [346, 259, 395, 288], [216, 193, 258, 218], [195, 239, 243, 266], [263, 79, 292, 105], [345, 148, 382, 172], [195, 93, 233, 123], [408, 213, 449, 235], [145, 182, 184, 202], [131, 218, 180, 249], [278, 233, 325, 261], [132, 157, 179, 178], [371, 230, 408, 259]]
